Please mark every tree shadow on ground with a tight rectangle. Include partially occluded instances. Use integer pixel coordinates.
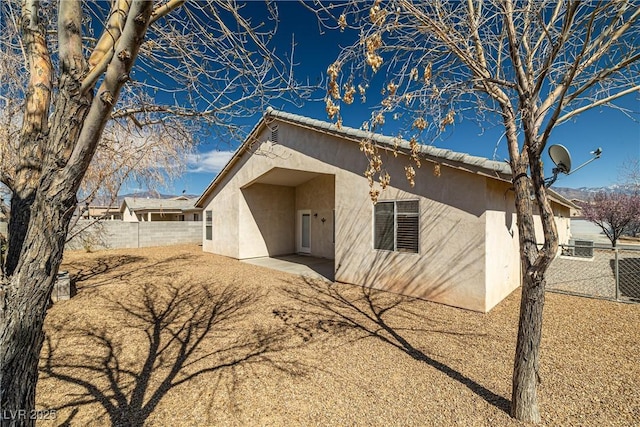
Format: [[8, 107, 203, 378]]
[[41, 281, 301, 427], [274, 278, 510, 414], [68, 254, 146, 289], [68, 253, 199, 290]]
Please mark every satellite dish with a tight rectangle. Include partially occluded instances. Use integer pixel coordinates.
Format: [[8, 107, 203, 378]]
[[548, 144, 572, 174]]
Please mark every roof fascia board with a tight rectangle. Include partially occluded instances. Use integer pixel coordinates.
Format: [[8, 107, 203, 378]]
[[195, 115, 271, 207]]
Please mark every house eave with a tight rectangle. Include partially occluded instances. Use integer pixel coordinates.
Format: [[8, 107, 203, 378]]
[[195, 113, 272, 208], [195, 108, 575, 212]]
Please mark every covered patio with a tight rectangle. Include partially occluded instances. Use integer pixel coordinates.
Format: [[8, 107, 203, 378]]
[[241, 255, 335, 282], [240, 167, 336, 260]]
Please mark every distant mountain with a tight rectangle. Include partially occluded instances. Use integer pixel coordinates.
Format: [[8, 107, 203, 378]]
[[552, 184, 638, 201]]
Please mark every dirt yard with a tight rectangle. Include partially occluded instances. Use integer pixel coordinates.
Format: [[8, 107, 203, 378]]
[[35, 245, 639, 426]]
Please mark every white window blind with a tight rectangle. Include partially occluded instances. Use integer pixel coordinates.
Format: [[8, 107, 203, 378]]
[[205, 211, 212, 240]]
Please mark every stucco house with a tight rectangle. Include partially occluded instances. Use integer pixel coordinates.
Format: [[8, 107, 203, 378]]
[[121, 196, 202, 222], [195, 108, 573, 312], [79, 205, 122, 220]]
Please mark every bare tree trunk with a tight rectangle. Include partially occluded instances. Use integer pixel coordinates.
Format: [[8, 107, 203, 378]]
[[1, 3, 153, 423], [509, 141, 557, 423], [4, 193, 35, 276], [0, 181, 75, 427], [1, 55, 91, 427], [508, 147, 545, 423], [511, 271, 545, 423]]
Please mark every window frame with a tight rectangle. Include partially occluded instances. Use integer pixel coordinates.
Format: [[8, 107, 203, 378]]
[[372, 199, 420, 254], [205, 210, 213, 240]]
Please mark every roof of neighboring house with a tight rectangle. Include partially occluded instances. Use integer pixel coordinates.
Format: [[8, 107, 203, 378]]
[[121, 197, 200, 214], [196, 108, 576, 210], [86, 205, 122, 215]]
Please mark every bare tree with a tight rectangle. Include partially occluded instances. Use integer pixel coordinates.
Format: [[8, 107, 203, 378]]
[[312, 0, 639, 422], [619, 158, 640, 193], [0, 1, 310, 424], [619, 159, 640, 236]]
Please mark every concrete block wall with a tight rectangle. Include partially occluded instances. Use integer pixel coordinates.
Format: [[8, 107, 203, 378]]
[[138, 222, 202, 248], [66, 220, 201, 251]]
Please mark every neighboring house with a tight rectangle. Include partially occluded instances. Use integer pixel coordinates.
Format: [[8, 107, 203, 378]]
[[569, 198, 587, 217], [80, 205, 122, 220], [121, 196, 202, 222], [195, 108, 574, 312]]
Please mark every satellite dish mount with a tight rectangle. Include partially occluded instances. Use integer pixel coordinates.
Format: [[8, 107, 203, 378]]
[[545, 144, 602, 187]]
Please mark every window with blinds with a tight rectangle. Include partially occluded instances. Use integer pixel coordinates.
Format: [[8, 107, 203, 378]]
[[396, 200, 419, 252], [374, 202, 395, 251], [205, 210, 212, 240], [374, 200, 419, 253]]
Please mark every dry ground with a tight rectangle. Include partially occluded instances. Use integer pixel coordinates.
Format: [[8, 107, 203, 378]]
[[36, 245, 639, 426]]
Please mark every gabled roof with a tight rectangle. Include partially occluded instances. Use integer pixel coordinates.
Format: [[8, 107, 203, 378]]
[[195, 108, 575, 209], [121, 196, 200, 213]]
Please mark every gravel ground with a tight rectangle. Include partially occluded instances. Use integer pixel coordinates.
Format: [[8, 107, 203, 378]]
[[36, 245, 640, 426]]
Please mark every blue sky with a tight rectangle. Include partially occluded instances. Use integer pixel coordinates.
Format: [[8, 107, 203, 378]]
[[151, 2, 639, 196]]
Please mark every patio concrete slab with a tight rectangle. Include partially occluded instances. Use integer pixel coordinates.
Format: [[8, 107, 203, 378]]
[[241, 255, 334, 282]]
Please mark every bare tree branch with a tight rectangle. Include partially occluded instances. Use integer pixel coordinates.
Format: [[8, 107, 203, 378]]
[[557, 85, 640, 124]]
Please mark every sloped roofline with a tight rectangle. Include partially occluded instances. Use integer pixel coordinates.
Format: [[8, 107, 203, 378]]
[[195, 108, 575, 210], [120, 196, 200, 214]]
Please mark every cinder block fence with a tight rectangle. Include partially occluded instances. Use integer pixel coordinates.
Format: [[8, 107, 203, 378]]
[[65, 220, 202, 251]]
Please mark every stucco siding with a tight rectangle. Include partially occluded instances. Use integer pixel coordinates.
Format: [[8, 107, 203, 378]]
[[333, 155, 488, 311], [267, 122, 490, 310], [199, 118, 572, 312], [530, 200, 572, 246], [200, 121, 492, 311], [484, 180, 521, 310], [239, 184, 295, 258], [484, 208, 521, 311], [484, 180, 573, 310], [122, 205, 138, 222], [550, 202, 571, 245], [295, 175, 335, 259], [202, 179, 239, 258]]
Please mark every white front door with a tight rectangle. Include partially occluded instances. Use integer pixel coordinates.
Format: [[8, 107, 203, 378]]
[[297, 210, 311, 254]]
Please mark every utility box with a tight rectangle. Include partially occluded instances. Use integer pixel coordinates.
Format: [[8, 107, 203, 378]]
[[572, 239, 594, 258], [52, 271, 71, 302]]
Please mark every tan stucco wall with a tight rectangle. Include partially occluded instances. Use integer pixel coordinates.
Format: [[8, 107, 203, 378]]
[[200, 122, 492, 311], [483, 180, 572, 310], [544, 202, 571, 245], [199, 119, 573, 312], [239, 184, 295, 258], [295, 175, 335, 259], [484, 180, 521, 311], [122, 204, 138, 222], [202, 177, 239, 258], [334, 157, 488, 311]]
